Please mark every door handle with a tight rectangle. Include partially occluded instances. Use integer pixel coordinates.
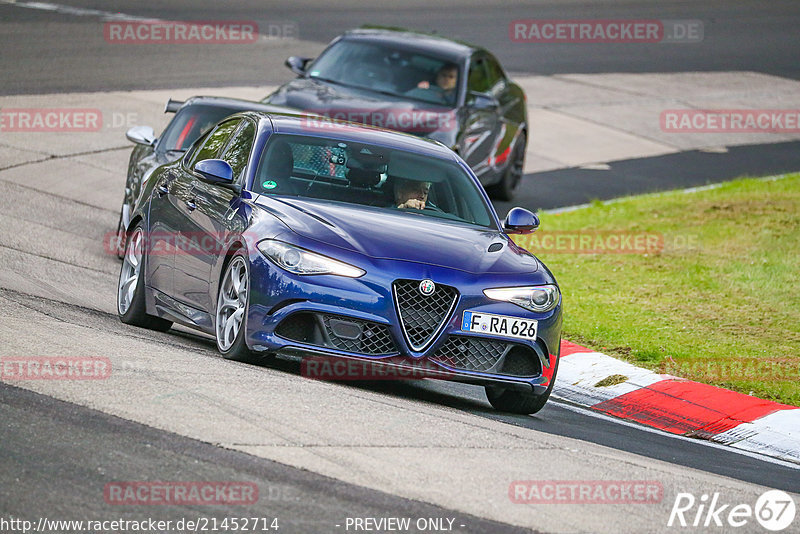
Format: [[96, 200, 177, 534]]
[[185, 198, 197, 211], [156, 171, 178, 197]]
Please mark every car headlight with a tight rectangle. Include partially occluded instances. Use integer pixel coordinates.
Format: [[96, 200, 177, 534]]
[[257, 240, 365, 278], [483, 285, 560, 313]]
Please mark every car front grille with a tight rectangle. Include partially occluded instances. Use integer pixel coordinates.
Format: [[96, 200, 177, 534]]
[[430, 335, 542, 377], [275, 312, 397, 356], [393, 279, 458, 351]]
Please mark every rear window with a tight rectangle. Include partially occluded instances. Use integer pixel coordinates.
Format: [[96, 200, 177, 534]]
[[158, 104, 241, 153]]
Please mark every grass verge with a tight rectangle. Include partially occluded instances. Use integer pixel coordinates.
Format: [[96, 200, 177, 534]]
[[512, 174, 800, 406]]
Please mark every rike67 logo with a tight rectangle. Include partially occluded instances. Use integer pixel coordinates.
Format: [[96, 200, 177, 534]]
[[668, 490, 796, 531]]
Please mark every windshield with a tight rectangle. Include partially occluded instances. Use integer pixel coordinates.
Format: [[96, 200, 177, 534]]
[[158, 105, 241, 154], [253, 133, 493, 228], [307, 40, 461, 107]]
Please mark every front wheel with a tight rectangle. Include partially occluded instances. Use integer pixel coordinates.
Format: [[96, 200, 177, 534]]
[[117, 224, 173, 332], [485, 354, 558, 414], [215, 251, 255, 362]]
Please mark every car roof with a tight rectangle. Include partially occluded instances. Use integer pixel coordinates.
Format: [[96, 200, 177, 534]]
[[340, 28, 479, 60], [240, 111, 459, 161]]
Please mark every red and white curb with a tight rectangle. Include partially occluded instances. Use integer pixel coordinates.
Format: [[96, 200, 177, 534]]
[[554, 340, 800, 464]]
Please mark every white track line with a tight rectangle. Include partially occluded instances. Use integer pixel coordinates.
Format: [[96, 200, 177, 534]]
[[1, 0, 164, 22]]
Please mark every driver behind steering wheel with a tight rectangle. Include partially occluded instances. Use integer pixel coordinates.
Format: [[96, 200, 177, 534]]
[[393, 178, 432, 210]]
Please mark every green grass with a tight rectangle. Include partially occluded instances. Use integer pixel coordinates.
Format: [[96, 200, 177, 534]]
[[512, 174, 800, 406]]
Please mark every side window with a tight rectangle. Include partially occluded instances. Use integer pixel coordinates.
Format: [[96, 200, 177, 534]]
[[187, 119, 241, 169], [467, 56, 490, 93], [182, 131, 208, 167], [484, 55, 505, 90], [220, 120, 256, 184]]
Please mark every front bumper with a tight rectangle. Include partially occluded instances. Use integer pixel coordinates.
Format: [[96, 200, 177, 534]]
[[244, 252, 562, 394]]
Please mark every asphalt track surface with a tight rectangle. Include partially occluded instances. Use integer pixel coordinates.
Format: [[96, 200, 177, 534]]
[[1, 0, 799, 95], [2, 1, 800, 533], [0, 382, 531, 534], [503, 140, 800, 212]]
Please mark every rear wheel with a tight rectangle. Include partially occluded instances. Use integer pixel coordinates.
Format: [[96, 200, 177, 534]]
[[487, 133, 526, 201], [485, 354, 558, 414], [117, 224, 173, 332], [215, 251, 255, 362]]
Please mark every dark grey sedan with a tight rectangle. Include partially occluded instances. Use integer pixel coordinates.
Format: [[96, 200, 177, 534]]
[[114, 96, 295, 257], [263, 28, 528, 200]]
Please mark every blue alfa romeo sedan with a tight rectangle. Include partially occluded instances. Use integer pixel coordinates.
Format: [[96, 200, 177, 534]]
[[117, 111, 561, 414]]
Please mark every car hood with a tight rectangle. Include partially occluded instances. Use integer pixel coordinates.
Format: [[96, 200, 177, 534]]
[[264, 78, 457, 137], [253, 195, 539, 274]]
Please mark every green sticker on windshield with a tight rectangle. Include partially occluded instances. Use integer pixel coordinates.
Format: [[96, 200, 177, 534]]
[[262, 180, 278, 190]]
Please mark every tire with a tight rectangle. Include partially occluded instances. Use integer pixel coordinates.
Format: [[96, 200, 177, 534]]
[[485, 353, 558, 414], [117, 223, 173, 332], [487, 133, 526, 201], [215, 250, 255, 362]]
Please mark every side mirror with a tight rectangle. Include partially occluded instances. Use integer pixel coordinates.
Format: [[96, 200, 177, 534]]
[[467, 91, 499, 111], [503, 207, 539, 234], [285, 56, 312, 76], [126, 125, 156, 146], [194, 159, 234, 185]]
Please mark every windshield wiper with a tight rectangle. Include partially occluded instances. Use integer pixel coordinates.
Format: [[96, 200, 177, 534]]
[[311, 75, 371, 92], [369, 87, 406, 99], [311, 76, 405, 99], [311, 75, 455, 109], [309, 75, 344, 86]]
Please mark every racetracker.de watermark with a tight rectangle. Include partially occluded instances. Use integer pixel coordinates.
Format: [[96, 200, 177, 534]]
[[661, 109, 800, 133], [110, 231, 676, 257], [509, 480, 663, 504], [660, 358, 799, 382], [106, 230, 250, 257], [103, 20, 297, 44], [512, 231, 666, 254], [0, 357, 111, 380], [509, 19, 703, 43], [301, 357, 456, 381], [104, 481, 258, 505], [301, 108, 457, 133], [0, 108, 102, 132]]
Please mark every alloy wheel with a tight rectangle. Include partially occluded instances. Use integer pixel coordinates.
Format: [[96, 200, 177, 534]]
[[118, 227, 143, 315], [216, 256, 249, 352]]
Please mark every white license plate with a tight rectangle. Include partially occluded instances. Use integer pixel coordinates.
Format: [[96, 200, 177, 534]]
[[461, 311, 538, 341]]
